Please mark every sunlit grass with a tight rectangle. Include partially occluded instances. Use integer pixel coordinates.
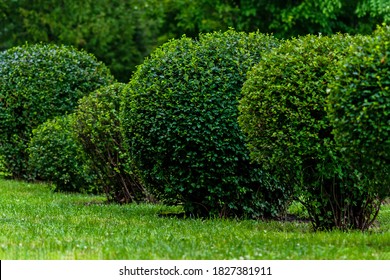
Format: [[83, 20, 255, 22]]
[[0, 179, 389, 259]]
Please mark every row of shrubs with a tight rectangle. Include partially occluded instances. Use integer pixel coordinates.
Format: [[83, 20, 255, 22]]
[[0, 27, 388, 231]]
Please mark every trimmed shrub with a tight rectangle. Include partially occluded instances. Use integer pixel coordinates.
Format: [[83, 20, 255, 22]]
[[121, 30, 286, 218], [238, 34, 378, 230], [73, 83, 146, 203], [326, 25, 390, 200], [27, 115, 95, 193], [0, 43, 115, 178]]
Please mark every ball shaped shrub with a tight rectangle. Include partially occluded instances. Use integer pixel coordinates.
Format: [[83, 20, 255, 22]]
[[238, 34, 377, 230], [327, 25, 390, 199], [121, 30, 285, 218], [0, 43, 115, 178], [73, 83, 146, 203], [27, 114, 95, 193]]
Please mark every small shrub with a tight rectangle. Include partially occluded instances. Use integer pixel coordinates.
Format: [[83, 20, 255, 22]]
[[238, 34, 378, 230], [121, 30, 286, 218], [326, 25, 390, 201], [28, 115, 95, 193], [0, 43, 115, 178], [73, 83, 146, 203]]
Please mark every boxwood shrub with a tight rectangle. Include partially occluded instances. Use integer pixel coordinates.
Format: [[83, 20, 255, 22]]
[[0, 43, 115, 178], [27, 114, 95, 193], [121, 30, 286, 218], [73, 83, 146, 203], [326, 25, 390, 201], [238, 34, 377, 230]]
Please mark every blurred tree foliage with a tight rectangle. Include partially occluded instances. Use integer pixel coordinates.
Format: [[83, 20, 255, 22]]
[[1, 0, 388, 81], [0, 0, 165, 82], [166, 0, 389, 37]]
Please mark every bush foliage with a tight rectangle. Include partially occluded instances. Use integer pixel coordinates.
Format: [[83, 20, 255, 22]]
[[28, 115, 95, 193], [73, 83, 146, 203], [326, 25, 390, 199], [0, 43, 114, 178], [238, 34, 381, 230], [121, 30, 287, 218]]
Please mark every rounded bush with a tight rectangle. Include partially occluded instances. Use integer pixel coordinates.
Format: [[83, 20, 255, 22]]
[[73, 83, 146, 203], [121, 30, 285, 218], [27, 115, 95, 193], [238, 34, 378, 230], [0, 43, 115, 178], [327, 25, 390, 199]]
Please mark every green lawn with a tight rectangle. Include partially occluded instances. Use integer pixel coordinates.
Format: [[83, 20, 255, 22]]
[[0, 179, 389, 260]]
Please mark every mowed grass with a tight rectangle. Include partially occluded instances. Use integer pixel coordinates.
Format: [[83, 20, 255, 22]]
[[0, 179, 389, 260]]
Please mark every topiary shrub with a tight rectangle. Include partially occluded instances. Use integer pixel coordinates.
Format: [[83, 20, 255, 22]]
[[0, 43, 115, 178], [121, 30, 286, 218], [73, 83, 147, 203], [238, 34, 378, 230], [27, 114, 95, 193], [326, 25, 390, 201]]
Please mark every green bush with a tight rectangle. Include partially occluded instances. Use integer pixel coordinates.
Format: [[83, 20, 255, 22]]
[[326, 25, 390, 200], [27, 115, 95, 193], [0, 43, 115, 178], [121, 30, 286, 218], [238, 34, 379, 230], [0, 154, 11, 178], [73, 83, 146, 203]]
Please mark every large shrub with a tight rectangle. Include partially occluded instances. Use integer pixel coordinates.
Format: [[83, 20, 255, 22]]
[[73, 83, 146, 203], [121, 30, 285, 218], [27, 115, 95, 193], [0, 43, 115, 178], [238, 34, 378, 230], [326, 25, 390, 200]]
